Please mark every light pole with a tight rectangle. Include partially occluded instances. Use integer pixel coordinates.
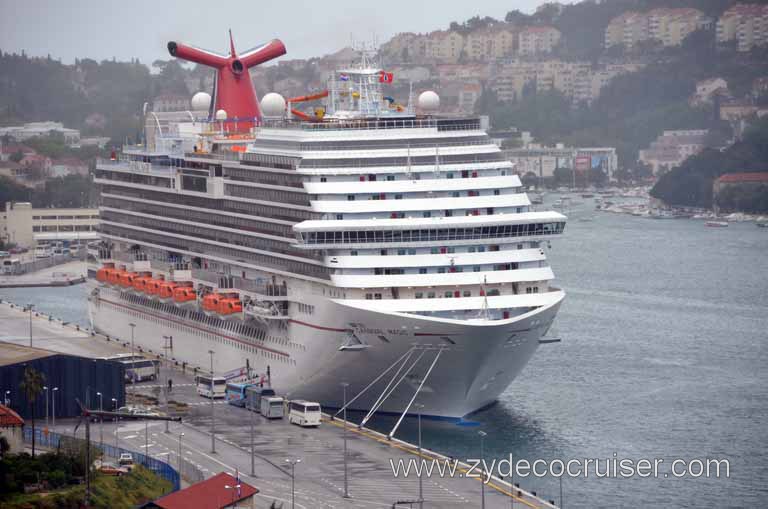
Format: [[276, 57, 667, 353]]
[[52, 388, 58, 431], [128, 323, 136, 394], [208, 349, 215, 453], [178, 432, 185, 471], [44, 386, 49, 429], [112, 398, 118, 451], [27, 303, 34, 347], [286, 458, 301, 509], [249, 392, 255, 476], [4, 390, 9, 406], [96, 392, 103, 448], [415, 402, 425, 509], [341, 382, 350, 499], [478, 430, 487, 509], [162, 335, 172, 433]]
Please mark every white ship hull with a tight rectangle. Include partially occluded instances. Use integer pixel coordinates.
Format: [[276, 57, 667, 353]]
[[88, 282, 563, 418]]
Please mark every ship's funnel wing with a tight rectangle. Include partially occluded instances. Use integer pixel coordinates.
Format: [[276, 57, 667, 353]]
[[239, 39, 286, 68], [167, 41, 228, 68]]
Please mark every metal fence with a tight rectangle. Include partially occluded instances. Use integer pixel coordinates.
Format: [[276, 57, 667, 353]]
[[10, 252, 85, 275], [23, 426, 180, 492]]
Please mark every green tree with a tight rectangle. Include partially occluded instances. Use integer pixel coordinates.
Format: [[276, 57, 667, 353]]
[[20, 365, 46, 458], [0, 436, 9, 458]]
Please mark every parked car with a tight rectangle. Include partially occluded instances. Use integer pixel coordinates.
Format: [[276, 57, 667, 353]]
[[118, 453, 134, 467], [0, 251, 9, 258]]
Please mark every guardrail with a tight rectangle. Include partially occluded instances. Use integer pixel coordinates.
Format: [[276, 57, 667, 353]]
[[23, 427, 181, 492]]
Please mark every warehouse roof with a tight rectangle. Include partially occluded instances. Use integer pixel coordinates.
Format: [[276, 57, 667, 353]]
[[0, 343, 57, 367]]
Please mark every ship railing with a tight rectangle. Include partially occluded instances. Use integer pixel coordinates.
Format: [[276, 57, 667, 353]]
[[259, 117, 481, 132], [298, 153, 501, 169], [297, 137, 493, 152]]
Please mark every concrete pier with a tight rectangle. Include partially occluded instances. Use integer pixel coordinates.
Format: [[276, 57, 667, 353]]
[[0, 299, 559, 508]]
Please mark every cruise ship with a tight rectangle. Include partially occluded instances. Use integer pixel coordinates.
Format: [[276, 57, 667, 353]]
[[88, 33, 567, 418]]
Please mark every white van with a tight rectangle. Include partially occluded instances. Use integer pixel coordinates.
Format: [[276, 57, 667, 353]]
[[1, 258, 21, 275], [288, 400, 321, 427], [260, 396, 284, 419], [34, 246, 53, 258]]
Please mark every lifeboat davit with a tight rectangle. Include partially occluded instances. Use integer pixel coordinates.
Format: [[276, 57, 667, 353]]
[[173, 286, 197, 303], [218, 298, 243, 315]]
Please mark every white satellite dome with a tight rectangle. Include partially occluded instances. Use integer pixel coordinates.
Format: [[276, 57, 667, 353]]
[[190, 92, 211, 111], [260, 92, 287, 117], [215, 109, 228, 121], [418, 91, 440, 112]]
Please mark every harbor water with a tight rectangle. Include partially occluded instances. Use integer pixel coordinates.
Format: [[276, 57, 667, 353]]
[[2, 197, 766, 508]]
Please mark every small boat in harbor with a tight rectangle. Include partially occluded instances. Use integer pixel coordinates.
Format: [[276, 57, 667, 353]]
[[756, 222, 767, 228], [705, 221, 729, 228]]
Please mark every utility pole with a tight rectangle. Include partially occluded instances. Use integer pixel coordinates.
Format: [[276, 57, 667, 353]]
[[178, 432, 185, 471], [112, 398, 118, 450], [209, 349, 215, 453], [341, 382, 350, 499], [286, 458, 301, 509]]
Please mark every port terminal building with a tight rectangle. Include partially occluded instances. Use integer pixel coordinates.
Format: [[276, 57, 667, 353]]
[[1, 202, 99, 248], [0, 342, 125, 420]]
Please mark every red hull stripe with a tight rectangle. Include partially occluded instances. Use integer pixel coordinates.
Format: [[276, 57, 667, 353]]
[[99, 297, 290, 358], [289, 319, 349, 333]]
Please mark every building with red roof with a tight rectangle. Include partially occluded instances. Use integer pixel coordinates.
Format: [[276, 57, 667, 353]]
[[143, 472, 258, 509], [0, 403, 25, 454], [713, 172, 768, 213]]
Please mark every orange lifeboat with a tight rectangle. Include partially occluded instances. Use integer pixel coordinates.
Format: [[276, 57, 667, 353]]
[[132, 274, 151, 292], [158, 281, 179, 299], [173, 286, 197, 303], [118, 271, 137, 288], [146, 279, 163, 296], [202, 293, 223, 312], [107, 269, 124, 285], [218, 298, 243, 315], [96, 263, 115, 282]]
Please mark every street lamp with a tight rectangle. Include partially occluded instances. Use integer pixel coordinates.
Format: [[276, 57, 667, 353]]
[[341, 382, 351, 499], [52, 388, 58, 431], [249, 391, 255, 476], [162, 335, 172, 433], [478, 430, 488, 509], [128, 323, 136, 394], [112, 398, 118, 451], [4, 390, 9, 406], [414, 402, 425, 509], [27, 303, 34, 347], [44, 386, 49, 429], [208, 349, 215, 453], [178, 432, 185, 471], [96, 392, 103, 448], [285, 458, 301, 509]]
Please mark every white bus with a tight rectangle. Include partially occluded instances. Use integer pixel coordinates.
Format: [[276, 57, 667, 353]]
[[288, 400, 321, 427], [122, 359, 159, 383], [260, 396, 284, 419], [1, 258, 21, 275], [195, 375, 227, 399]]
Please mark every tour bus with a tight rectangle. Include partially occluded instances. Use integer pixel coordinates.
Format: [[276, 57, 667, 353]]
[[1, 258, 21, 275], [122, 358, 159, 383], [260, 396, 284, 419], [225, 382, 252, 407], [195, 375, 227, 399], [245, 386, 275, 412], [288, 400, 321, 427]]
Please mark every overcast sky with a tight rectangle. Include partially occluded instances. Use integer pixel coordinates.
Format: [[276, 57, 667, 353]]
[[0, 0, 548, 65]]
